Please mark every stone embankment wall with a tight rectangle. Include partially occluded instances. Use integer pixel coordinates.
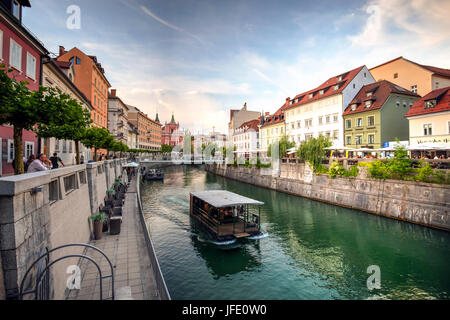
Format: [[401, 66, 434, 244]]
[[205, 163, 450, 232], [0, 159, 127, 300]]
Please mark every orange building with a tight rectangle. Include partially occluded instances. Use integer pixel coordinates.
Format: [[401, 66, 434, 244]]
[[128, 106, 162, 151], [57, 46, 111, 129], [370, 57, 450, 97]]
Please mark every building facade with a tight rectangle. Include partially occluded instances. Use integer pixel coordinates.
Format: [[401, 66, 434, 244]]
[[233, 119, 260, 160], [127, 121, 139, 150], [228, 103, 261, 140], [343, 80, 420, 150], [161, 114, 183, 147], [0, 0, 48, 176], [406, 86, 450, 146], [107, 89, 129, 145], [259, 102, 287, 154], [128, 106, 162, 151], [370, 57, 450, 97], [284, 66, 375, 147], [41, 59, 94, 164], [57, 46, 111, 129]]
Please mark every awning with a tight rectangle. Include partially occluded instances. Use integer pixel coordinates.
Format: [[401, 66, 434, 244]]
[[407, 143, 450, 151], [191, 190, 264, 208]]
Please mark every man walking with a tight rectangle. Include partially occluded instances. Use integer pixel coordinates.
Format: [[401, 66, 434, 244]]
[[49, 153, 65, 169]]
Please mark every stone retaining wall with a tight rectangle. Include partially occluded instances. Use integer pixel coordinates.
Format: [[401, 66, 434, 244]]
[[205, 163, 450, 232], [0, 159, 127, 299]]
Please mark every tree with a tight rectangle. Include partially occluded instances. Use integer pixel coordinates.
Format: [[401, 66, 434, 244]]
[[0, 65, 76, 174], [267, 135, 296, 159], [161, 144, 173, 153], [296, 136, 332, 169], [35, 88, 92, 165], [81, 127, 112, 161]]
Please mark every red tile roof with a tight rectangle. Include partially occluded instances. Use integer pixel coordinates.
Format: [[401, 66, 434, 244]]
[[285, 66, 365, 111], [54, 60, 72, 69], [343, 80, 419, 116], [237, 119, 260, 132], [261, 98, 291, 128], [406, 86, 450, 117]]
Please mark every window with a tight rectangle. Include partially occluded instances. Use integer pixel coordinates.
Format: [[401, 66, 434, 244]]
[[355, 135, 362, 145], [333, 114, 338, 122], [9, 39, 22, 71], [326, 115, 330, 123], [356, 118, 363, 127], [12, 0, 20, 19], [76, 57, 81, 65], [62, 140, 67, 153], [346, 136, 352, 145], [318, 117, 323, 125], [351, 104, 357, 111], [411, 85, 417, 94], [364, 72, 367, 77], [297, 121, 301, 128], [423, 124, 432, 136], [308, 93, 313, 99], [319, 90, 324, 95], [346, 119, 352, 129], [25, 142, 34, 158], [365, 100, 372, 108], [396, 101, 400, 107], [368, 135, 375, 144], [435, 82, 439, 89], [69, 57, 74, 65], [26, 53, 36, 80], [334, 85, 339, 91], [55, 139, 60, 152], [368, 116, 375, 126], [79, 171, 87, 184], [425, 100, 436, 109], [49, 180, 60, 202], [69, 141, 73, 153], [305, 134, 313, 141], [333, 130, 338, 139], [394, 73, 398, 79], [353, 84, 356, 89], [0, 30, 3, 61], [7, 140, 14, 163], [305, 119, 312, 127]]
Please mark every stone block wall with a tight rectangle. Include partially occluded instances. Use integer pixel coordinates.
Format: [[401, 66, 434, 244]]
[[0, 159, 127, 299], [206, 163, 450, 232]]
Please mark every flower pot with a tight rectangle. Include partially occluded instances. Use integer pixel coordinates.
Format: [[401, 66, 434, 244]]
[[93, 220, 104, 240]]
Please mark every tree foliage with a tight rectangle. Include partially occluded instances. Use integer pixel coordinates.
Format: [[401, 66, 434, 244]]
[[81, 127, 112, 160], [267, 135, 296, 159], [296, 136, 332, 169]]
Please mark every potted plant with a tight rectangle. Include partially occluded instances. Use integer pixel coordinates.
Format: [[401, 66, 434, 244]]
[[90, 213, 107, 240], [106, 189, 115, 198]]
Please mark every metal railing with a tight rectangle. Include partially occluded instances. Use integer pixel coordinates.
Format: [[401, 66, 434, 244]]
[[136, 172, 171, 300]]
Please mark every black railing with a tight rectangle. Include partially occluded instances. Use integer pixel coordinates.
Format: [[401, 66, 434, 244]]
[[136, 172, 171, 300]]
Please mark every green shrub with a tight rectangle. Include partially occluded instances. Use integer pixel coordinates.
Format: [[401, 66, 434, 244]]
[[369, 160, 389, 179], [343, 165, 359, 177], [89, 212, 107, 222], [357, 162, 371, 167], [314, 164, 328, 174], [416, 161, 433, 182], [328, 161, 345, 178]]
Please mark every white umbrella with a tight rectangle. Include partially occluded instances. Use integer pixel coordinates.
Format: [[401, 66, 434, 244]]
[[407, 143, 450, 151], [325, 146, 353, 150], [123, 162, 139, 167], [353, 148, 375, 152]]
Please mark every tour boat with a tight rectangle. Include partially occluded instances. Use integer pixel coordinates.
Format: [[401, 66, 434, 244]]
[[189, 190, 264, 242], [145, 169, 164, 181]]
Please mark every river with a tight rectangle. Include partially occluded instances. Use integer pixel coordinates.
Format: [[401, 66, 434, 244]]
[[141, 165, 450, 300]]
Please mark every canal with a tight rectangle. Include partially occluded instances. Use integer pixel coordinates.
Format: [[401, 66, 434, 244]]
[[141, 166, 450, 300]]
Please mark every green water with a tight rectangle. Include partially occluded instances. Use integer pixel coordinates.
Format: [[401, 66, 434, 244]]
[[141, 166, 450, 300]]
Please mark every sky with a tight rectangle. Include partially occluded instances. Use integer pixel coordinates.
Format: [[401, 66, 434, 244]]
[[24, 0, 450, 134]]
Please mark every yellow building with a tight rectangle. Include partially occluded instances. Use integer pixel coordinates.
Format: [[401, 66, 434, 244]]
[[370, 57, 450, 97], [406, 87, 450, 146], [259, 102, 287, 154]]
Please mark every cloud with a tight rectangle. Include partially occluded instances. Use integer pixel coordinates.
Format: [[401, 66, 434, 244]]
[[139, 5, 205, 44], [349, 0, 450, 48]]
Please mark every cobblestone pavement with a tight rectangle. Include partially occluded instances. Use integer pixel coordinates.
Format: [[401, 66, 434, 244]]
[[66, 176, 159, 300]]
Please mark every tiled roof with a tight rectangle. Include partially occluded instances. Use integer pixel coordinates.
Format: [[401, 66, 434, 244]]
[[285, 66, 365, 111], [54, 60, 72, 69], [261, 105, 286, 128], [406, 86, 450, 117], [343, 80, 419, 116], [237, 119, 260, 132]]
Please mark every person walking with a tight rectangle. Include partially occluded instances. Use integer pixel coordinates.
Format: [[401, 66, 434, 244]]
[[27, 154, 52, 173], [49, 153, 65, 169]]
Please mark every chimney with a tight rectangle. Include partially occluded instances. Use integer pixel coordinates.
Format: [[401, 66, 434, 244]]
[[59, 46, 65, 57], [110, 89, 117, 96], [243, 102, 247, 110], [285, 97, 291, 107]]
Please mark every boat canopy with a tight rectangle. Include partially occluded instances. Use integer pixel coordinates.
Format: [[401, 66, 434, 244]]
[[191, 190, 264, 208]]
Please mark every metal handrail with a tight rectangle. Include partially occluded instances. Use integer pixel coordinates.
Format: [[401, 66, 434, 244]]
[[19, 243, 114, 300]]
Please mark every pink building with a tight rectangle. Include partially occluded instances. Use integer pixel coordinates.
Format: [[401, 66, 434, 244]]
[[161, 114, 184, 147], [0, 0, 48, 176]]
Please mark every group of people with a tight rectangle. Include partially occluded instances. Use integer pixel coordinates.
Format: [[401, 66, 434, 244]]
[[21, 153, 65, 173]]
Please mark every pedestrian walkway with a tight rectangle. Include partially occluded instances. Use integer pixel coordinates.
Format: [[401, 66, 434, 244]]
[[66, 176, 159, 300]]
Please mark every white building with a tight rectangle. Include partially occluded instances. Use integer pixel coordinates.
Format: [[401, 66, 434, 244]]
[[232, 119, 260, 160], [285, 66, 375, 146], [228, 103, 261, 141], [108, 89, 129, 145]]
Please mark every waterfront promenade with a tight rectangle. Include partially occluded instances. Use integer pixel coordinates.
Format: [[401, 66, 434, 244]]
[[66, 176, 160, 300]]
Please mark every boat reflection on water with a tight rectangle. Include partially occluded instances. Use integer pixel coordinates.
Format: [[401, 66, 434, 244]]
[[190, 217, 262, 279]]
